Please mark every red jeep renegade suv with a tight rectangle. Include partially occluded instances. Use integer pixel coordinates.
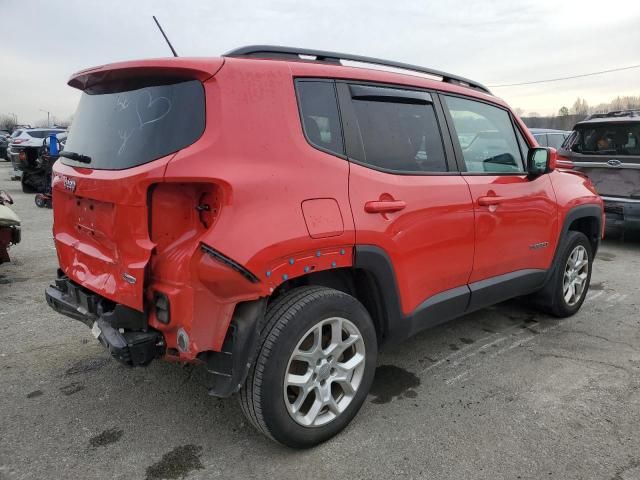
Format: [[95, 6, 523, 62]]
[[46, 46, 603, 447]]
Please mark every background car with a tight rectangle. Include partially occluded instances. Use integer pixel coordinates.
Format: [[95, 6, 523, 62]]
[[0, 131, 10, 161], [558, 110, 640, 234], [529, 128, 572, 149], [7, 128, 66, 180]]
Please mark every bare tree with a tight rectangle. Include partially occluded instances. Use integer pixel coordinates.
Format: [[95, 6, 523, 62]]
[[33, 118, 50, 128], [571, 97, 589, 115], [55, 115, 73, 128], [0, 114, 17, 132], [558, 106, 569, 116]]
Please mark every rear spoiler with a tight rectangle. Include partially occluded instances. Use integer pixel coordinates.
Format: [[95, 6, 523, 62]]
[[68, 57, 225, 92]]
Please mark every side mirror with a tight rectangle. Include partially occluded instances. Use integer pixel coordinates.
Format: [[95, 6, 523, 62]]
[[527, 147, 552, 176]]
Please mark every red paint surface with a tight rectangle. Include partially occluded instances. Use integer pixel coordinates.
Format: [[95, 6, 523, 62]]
[[301, 198, 344, 239]]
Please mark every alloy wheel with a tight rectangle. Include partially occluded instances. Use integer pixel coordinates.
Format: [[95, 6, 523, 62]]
[[563, 245, 589, 306], [283, 317, 366, 427]]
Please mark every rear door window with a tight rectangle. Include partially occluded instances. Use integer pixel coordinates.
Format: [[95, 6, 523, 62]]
[[295, 80, 344, 156], [347, 85, 447, 173], [62, 79, 205, 170], [443, 96, 524, 173]]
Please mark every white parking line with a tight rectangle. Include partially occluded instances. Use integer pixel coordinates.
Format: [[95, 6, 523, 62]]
[[445, 371, 470, 385], [443, 323, 562, 385], [587, 290, 604, 300], [418, 320, 539, 378]]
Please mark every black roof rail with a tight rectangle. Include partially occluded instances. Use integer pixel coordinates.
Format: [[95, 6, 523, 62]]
[[584, 109, 640, 120], [224, 45, 492, 95]]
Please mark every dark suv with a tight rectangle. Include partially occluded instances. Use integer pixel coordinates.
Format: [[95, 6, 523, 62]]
[[45, 46, 603, 447], [559, 110, 640, 233]]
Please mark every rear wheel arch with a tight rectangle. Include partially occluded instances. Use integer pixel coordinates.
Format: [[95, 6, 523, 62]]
[[269, 247, 402, 345]]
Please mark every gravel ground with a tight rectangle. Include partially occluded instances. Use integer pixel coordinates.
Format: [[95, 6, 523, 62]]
[[1, 160, 639, 480]]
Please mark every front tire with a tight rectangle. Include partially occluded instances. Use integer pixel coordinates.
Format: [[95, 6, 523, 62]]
[[239, 286, 377, 448], [536, 231, 593, 317]]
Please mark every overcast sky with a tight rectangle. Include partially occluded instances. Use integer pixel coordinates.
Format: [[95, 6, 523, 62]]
[[1, 0, 639, 124]]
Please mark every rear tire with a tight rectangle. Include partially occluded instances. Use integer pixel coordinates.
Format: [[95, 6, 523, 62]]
[[534, 231, 593, 318], [239, 286, 377, 448]]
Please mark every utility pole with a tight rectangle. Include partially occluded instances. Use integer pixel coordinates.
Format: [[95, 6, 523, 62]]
[[39, 109, 51, 127]]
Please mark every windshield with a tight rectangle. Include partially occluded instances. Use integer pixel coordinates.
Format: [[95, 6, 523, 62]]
[[569, 123, 640, 156], [62, 79, 205, 170]]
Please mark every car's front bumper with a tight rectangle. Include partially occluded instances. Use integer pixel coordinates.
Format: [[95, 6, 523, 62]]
[[45, 272, 165, 366], [602, 196, 640, 230]]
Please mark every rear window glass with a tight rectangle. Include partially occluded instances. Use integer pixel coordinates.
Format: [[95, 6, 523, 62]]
[[62, 79, 205, 170], [568, 123, 640, 156], [296, 81, 344, 156]]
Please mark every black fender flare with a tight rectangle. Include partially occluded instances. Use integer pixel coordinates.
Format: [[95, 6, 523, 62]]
[[550, 204, 602, 274], [534, 203, 602, 303]]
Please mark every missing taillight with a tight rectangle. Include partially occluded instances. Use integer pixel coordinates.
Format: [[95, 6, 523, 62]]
[[149, 183, 221, 253], [154, 292, 170, 324]]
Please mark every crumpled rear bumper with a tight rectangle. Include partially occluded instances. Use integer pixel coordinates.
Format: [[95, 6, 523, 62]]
[[45, 272, 165, 366]]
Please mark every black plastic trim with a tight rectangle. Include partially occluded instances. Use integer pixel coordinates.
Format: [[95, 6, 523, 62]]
[[203, 298, 267, 398], [45, 275, 164, 366], [552, 204, 603, 265], [349, 84, 433, 104], [467, 269, 546, 312], [224, 45, 492, 94], [354, 245, 550, 347], [200, 243, 259, 283]]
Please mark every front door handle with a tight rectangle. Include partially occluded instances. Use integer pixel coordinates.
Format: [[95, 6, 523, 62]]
[[477, 196, 505, 207], [365, 200, 407, 214]]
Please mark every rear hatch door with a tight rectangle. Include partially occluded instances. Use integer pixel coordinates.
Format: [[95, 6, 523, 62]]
[[52, 59, 221, 310]]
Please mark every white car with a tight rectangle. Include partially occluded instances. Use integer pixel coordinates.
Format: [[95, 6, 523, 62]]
[[8, 128, 66, 180]]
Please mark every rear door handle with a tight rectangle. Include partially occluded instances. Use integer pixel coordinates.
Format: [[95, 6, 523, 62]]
[[365, 200, 407, 214], [477, 196, 505, 206]]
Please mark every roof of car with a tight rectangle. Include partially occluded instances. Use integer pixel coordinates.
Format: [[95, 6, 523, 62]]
[[69, 46, 494, 102], [224, 45, 492, 95]]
